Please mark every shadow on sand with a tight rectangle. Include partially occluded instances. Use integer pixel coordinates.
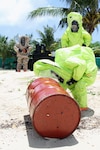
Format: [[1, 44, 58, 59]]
[[24, 115, 78, 148], [81, 107, 94, 118], [24, 108, 94, 148]]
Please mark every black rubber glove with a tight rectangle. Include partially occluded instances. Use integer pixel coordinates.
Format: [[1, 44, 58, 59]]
[[82, 44, 86, 46], [67, 78, 77, 85], [19, 49, 22, 52], [51, 71, 64, 83]]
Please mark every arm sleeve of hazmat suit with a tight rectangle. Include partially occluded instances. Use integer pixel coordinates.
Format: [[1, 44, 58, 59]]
[[65, 57, 86, 81], [82, 28, 92, 46], [55, 45, 87, 81], [26, 45, 32, 54], [14, 44, 19, 52], [81, 46, 98, 86], [61, 29, 69, 48]]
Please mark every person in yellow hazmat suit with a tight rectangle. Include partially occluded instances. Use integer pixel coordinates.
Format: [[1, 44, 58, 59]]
[[33, 45, 97, 111], [61, 12, 91, 47]]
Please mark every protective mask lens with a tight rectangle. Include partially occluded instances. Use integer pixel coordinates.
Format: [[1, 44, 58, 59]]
[[21, 38, 25, 46], [71, 21, 79, 32]]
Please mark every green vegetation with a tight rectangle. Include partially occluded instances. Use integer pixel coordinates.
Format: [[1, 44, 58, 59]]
[[37, 25, 61, 51], [1, 0, 100, 68], [90, 42, 100, 57], [28, 0, 100, 35]]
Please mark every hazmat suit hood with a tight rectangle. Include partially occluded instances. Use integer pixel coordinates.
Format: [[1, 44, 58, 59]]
[[67, 12, 82, 32], [61, 12, 91, 47], [19, 36, 30, 48]]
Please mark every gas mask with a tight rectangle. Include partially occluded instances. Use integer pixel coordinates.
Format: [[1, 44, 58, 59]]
[[20, 37, 25, 46], [71, 20, 79, 32]]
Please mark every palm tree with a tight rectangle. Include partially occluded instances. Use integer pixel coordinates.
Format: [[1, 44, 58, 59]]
[[28, 1, 70, 28], [28, 0, 100, 34], [37, 25, 55, 50], [37, 25, 60, 51], [8, 39, 16, 55], [90, 41, 100, 57], [0, 36, 17, 68], [0, 36, 10, 68], [72, 0, 100, 34]]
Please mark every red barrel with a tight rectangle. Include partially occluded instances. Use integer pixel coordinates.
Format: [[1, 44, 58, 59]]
[[26, 77, 80, 139]]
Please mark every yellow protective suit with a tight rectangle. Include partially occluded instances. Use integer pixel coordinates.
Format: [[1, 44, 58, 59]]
[[34, 45, 97, 109], [61, 12, 91, 47]]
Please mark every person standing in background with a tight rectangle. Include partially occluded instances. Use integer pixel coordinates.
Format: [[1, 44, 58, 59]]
[[61, 12, 91, 47], [14, 36, 32, 72]]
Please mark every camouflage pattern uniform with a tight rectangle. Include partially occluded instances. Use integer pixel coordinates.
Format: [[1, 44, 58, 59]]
[[14, 36, 32, 71]]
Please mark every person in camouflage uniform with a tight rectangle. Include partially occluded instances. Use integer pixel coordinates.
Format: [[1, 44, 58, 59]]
[[14, 36, 32, 72]]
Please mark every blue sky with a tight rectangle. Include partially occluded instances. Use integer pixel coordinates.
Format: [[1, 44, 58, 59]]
[[0, 0, 100, 43]]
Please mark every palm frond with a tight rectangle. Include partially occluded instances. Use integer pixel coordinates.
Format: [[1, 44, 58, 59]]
[[28, 0, 100, 34], [28, 7, 69, 19], [58, 17, 67, 28]]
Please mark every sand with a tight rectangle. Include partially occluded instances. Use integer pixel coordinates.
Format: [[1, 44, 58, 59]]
[[0, 69, 100, 150]]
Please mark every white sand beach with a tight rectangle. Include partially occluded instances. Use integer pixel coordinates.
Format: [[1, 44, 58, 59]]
[[0, 69, 100, 150]]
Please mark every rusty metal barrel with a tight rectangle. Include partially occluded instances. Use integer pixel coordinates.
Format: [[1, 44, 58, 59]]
[[26, 77, 80, 139]]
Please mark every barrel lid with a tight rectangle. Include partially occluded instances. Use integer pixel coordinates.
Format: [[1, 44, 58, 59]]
[[33, 94, 80, 139]]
